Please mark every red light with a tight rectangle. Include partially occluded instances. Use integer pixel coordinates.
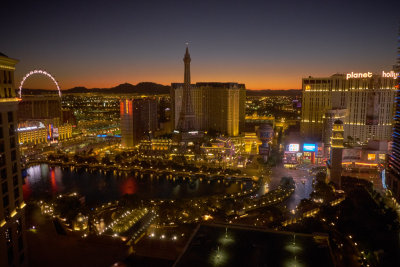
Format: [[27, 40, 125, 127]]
[[120, 177, 137, 195], [50, 168, 58, 193], [22, 177, 31, 200]]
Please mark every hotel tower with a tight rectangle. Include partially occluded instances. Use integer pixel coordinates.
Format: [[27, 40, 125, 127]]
[[0, 53, 28, 266], [301, 73, 397, 145], [171, 47, 246, 137], [387, 30, 400, 201]]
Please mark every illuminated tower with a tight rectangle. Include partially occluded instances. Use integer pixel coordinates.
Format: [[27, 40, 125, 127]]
[[120, 99, 134, 147], [0, 53, 28, 266], [387, 28, 400, 200], [120, 98, 158, 147], [176, 45, 196, 132], [328, 120, 344, 187], [331, 120, 344, 148]]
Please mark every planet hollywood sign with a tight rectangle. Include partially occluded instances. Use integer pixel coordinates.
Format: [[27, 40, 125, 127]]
[[346, 71, 399, 80]]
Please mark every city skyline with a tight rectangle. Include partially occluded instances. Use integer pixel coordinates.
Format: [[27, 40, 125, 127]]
[[1, 0, 400, 265], [2, 0, 400, 90]]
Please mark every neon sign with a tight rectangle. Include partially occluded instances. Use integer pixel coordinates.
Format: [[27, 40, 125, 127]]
[[381, 71, 399, 79], [346, 71, 399, 80], [303, 143, 316, 152], [346, 72, 372, 79], [288, 144, 299, 152]]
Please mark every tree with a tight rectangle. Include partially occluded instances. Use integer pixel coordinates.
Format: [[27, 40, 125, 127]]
[[115, 154, 122, 164], [62, 155, 69, 163], [347, 136, 353, 144], [297, 198, 317, 214], [310, 180, 335, 202], [73, 154, 82, 162], [102, 156, 110, 165], [54, 196, 83, 224], [87, 156, 98, 164], [315, 171, 327, 183], [280, 176, 295, 189]]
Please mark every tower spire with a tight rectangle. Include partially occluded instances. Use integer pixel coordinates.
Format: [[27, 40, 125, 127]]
[[177, 45, 196, 132], [184, 44, 191, 86]]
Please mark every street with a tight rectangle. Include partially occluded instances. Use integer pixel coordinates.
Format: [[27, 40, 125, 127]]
[[270, 164, 315, 211]]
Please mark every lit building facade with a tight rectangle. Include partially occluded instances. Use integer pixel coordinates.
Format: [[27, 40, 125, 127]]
[[301, 73, 397, 143], [17, 121, 72, 145], [243, 132, 262, 154], [328, 120, 345, 186], [139, 138, 172, 152], [18, 95, 61, 121], [17, 95, 72, 144], [200, 137, 236, 158], [172, 82, 246, 136], [322, 109, 347, 152], [120, 98, 158, 147], [245, 113, 275, 132], [17, 122, 47, 144], [57, 124, 73, 140], [387, 49, 400, 200], [0, 53, 28, 266], [282, 139, 325, 167], [257, 124, 274, 161], [171, 47, 245, 137], [120, 99, 133, 147], [341, 140, 389, 190]]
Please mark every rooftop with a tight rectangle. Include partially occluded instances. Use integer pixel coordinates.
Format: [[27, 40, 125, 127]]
[[174, 223, 335, 267], [171, 82, 246, 89]]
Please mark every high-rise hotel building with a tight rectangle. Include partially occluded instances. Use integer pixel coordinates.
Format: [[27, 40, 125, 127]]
[[172, 82, 246, 136], [120, 98, 158, 147], [171, 47, 245, 137], [387, 33, 400, 200], [0, 53, 27, 266], [301, 73, 397, 145]]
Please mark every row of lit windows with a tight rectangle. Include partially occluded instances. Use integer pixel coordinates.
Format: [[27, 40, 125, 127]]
[[0, 70, 12, 84], [0, 87, 13, 98]]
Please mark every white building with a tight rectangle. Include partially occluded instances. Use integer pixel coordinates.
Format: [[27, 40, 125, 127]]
[[301, 73, 397, 143]]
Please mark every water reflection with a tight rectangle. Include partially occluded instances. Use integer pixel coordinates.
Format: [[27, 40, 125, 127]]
[[120, 178, 137, 195], [23, 164, 251, 206]]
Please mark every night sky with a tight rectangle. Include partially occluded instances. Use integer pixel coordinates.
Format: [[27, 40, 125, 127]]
[[2, 0, 399, 90]]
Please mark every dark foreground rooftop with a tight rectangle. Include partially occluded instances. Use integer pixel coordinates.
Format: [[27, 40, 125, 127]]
[[174, 223, 334, 267]]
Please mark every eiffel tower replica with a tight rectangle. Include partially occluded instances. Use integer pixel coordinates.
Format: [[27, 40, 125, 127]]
[[174, 45, 203, 147]]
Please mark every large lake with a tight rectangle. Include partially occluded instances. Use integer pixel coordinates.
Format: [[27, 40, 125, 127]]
[[23, 164, 252, 206]]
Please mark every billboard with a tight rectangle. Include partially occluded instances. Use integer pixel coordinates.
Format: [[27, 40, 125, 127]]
[[287, 144, 299, 152], [303, 143, 316, 152], [53, 127, 59, 138], [346, 71, 399, 80]]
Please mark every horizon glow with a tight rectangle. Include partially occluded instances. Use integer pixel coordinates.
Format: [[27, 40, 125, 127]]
[[3, 0, 399, 91]]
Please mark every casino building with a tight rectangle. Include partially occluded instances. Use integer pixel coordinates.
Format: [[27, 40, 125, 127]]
[[17, 95, 73, 145], [301, 73, 397, 146]]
